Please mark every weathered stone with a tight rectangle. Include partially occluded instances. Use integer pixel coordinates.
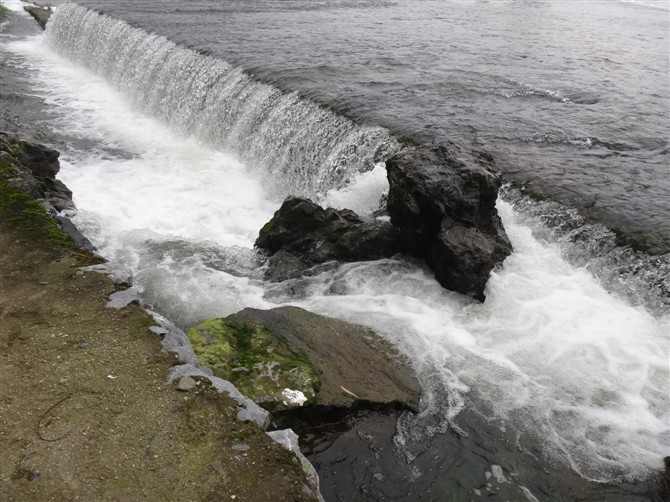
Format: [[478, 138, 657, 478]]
[[196, 306, 420, 412], [386, 143, 512, 300], [0, 132, 95, 250], [176, 376, 197, 392], [255, 197, 402, 280], [24, 4, 53, 30]]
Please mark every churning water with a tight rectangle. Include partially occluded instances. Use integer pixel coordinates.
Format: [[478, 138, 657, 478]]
[[1, 2, 668, 500]]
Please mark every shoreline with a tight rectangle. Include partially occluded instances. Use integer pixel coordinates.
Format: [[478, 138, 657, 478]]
[[0, 134, 321, 500]]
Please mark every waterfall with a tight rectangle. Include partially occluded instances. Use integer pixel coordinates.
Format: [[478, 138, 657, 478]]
[[45, 3, 400, 199]]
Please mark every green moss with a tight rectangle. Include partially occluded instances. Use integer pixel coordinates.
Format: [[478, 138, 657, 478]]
[[0, 177, 73, 248], [0, 144, 103, 265], [258, 216, 277, 237], [0, 2, 9, 22], [186, 318, 320, 411]]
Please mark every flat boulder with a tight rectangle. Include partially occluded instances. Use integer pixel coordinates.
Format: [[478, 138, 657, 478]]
[[386, 143, 512, 300], [255, 196, 402, 280], [186, 306, 420, 413]]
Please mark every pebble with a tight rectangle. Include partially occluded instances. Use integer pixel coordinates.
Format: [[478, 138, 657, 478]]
[[231, 444, 250, 452], [176, 376, 197, 391]]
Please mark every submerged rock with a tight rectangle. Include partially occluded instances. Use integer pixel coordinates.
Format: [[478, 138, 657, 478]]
[[187, 306, 419, 413], [255, 196, 402, 280], [386, 143, 512, 300]]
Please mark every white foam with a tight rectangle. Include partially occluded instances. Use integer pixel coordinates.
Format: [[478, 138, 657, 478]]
[[6, 28, 669, 484], [2, 0, 30, 13]]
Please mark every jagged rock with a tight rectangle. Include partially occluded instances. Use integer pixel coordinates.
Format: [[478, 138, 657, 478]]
[[255, 197, 402, 280], [0, 132, 97, 250], [386, 143, 512, 300], [186, 306, 420, 413], [0, 132, 74, 211], [24, 4, 53, 30]]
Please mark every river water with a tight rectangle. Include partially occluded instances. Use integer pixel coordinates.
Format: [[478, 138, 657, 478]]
[[1, 1, 668, 500]]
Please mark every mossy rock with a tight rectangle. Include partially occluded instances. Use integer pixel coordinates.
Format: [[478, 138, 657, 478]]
[[186, 318, 320, 412], [190, 307, 420, 414]]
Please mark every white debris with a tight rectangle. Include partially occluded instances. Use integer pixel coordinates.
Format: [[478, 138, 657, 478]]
[[281, 388, 307, 407], [490, 464, 509, 483]]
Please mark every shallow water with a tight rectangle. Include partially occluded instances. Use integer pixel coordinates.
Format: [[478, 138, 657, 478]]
[[1, 2, 668, 500]]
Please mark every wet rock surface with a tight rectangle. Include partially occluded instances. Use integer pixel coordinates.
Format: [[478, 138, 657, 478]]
[[0, 132, 95, 250], [255, 197, 402, 281], [188, 306, 420, 413], [386, 143, 513, 300], [24, 3, 53, 30]]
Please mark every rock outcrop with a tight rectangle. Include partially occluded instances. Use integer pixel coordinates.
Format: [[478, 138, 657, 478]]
[[24, 3, 53, 30], [255, 197, 402, 280], [186, 306, 420, 413], [1, 132, 73, 211], [1, 132, 95, 250], [386, 143, 512, 300]]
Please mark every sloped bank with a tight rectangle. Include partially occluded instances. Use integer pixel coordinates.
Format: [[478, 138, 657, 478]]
[[0, 134, 320, 501]]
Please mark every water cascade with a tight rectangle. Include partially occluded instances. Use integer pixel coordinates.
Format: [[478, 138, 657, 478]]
[[45, 3, 400, 199]]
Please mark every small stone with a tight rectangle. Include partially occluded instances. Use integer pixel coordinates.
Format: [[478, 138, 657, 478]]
[[28, 470, 41, 481], [168, 403, 185, 413], [149, 326, 168, 336], [176, 376, 197, 392], [78, 342, 89, 349], [74, 403, 83, 410], [231, 444, 250, 452]]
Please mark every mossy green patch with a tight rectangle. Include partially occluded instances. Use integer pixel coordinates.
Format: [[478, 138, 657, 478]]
[[186, 318, 320, 412], [0, 175, 72, 248], [258, 215, 277, 237], [0, 2, 9, 22]]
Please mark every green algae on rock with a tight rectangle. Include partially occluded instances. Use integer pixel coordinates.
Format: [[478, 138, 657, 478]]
[[187, 317, 321, 412], [189, 307, 421, 414]]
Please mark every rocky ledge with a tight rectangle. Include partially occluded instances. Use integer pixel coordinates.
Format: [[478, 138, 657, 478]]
[[0, 132, 94, 250], [23, 3, 53, 30], [187, 307, 420, 414]]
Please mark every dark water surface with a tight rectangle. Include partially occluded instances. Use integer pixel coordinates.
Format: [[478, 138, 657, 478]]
[[76, 0, 670, 253]]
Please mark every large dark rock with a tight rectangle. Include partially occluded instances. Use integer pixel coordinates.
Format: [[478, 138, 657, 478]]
[[256, 197, 402, 280], [386, 143, 512, 300], [186, 306, 420, 413]]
